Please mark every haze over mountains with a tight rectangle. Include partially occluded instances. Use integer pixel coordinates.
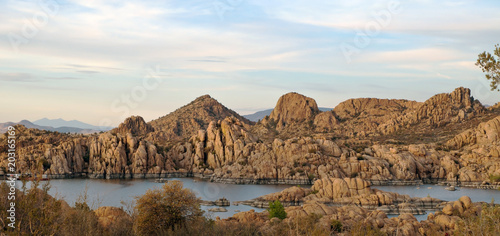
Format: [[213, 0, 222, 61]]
[[33, 118, 114, 131], [0, 118, 114, 134]]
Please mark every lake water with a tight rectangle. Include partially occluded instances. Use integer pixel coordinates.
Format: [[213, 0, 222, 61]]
[[13, 178, 295, 219], [10, 179, 500, 220], [375, 184, 500, 221]]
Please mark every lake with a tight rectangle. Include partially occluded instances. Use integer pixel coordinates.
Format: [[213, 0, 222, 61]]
[[14, 178, 296, 219], [11, 179, 500, 220]]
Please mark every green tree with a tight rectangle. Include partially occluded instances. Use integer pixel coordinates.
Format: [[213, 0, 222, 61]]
[[268, 200, 287, 220], [0, 180, 64, 235], [476, 44, 500, 91], [133, 180, 202, 235]]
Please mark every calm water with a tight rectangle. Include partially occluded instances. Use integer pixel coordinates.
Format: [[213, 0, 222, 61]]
[[10, 179, 500, 220], [13, 178, 295, 219], [375, 184, 500, 221]]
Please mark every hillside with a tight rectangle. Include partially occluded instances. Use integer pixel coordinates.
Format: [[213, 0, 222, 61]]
[[1, 87, 500, 188], [147, 95, 252, 144]]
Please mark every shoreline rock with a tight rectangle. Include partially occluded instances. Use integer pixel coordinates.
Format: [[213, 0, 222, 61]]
[[240, 177, 447, 215]]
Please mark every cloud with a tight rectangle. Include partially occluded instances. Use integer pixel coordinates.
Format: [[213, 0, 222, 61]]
[[76, 70, 100, 74], [65, 64, 125, 71], [0, 72, 35, 82], [1, 0, 499, 124], [188, 59, 226, 63], [0, 72, 81, 82], [358, 48, 464, 64]]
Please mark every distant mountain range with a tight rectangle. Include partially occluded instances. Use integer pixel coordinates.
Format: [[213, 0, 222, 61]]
[[243, 107, 333, 122], [33, 118, 113, 131], [0, 118, 114, 134]]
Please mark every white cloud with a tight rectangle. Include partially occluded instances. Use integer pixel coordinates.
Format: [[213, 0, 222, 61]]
[[1, 0, 499, 124], [358, 48, 464, 64]]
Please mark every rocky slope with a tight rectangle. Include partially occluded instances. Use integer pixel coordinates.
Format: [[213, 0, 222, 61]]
[[147, 95, 252, 144], [0, 119, 176, 179], [111, 116, 154, 137], [1, 87, 499, 187]]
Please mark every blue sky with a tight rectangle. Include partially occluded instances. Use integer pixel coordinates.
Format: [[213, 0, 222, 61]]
[[1, 0, 500, 126]]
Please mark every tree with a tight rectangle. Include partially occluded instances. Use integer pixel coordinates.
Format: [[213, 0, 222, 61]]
[[0, 180, 64, 235], [476, 44, 500, 91], [133, 180, 202, 235], [268, 200, 287, 220]]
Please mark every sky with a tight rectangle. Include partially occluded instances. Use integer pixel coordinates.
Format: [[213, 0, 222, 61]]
[[1, 0, 500, 127]]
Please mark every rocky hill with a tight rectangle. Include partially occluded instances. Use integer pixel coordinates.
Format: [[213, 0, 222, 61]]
[[147, 95, 252, 144], [111, 116, 154, 137], [1, 87, 500, 188]]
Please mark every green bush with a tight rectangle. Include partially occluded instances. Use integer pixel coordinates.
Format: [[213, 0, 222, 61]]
[[41, 159, 51, 170], [268, 200, 287, 220], [134, 180, 202, 235], [489, 174, 500, 182], [331, 219, 343, 233]]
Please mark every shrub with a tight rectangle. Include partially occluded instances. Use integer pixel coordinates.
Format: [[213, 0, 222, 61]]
[[238, 161, 247, 166], [454, 203, 500, 235], [134, 180, 202, 235], [331, 219, 343, 233], [281, 213, 328, 235], [489, 174, 500, 182], [348, 221, 386, 236], [3, 181, 63, 235], [268, 200, 287, 220], [41, 159, 51, 170], [308, 173, 316, 181]]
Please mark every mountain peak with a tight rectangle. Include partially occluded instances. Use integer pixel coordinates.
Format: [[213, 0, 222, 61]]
[[194, 94, 213, 101], [268, 92, 320, 130], [148, 95, 251, 142], [112, 116, 154, 136]]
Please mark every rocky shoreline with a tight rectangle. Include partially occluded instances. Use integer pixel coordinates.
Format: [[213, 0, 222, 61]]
[[234, 199, 445, 216], [2, 88, 500, 196], [5, 172, 499, 190], [232, 177, 450, 216]]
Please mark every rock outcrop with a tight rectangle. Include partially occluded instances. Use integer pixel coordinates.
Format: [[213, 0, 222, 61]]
[[243, 178, 444, 214], [329, 87, 485, 138], [111, 116, 154, 136], [222, 195, 497, 236], [414, 87, 484, 127], [0, 119, 176, 179], [1, 87, 499, 187], [446, 115, 500, 149], [266, 92, 320, 131], [147, 95, 252, 143]]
